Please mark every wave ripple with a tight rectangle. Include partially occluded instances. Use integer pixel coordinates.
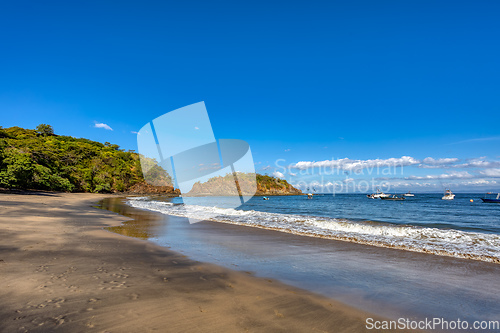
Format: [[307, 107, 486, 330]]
[[127, 197, 500, 263]]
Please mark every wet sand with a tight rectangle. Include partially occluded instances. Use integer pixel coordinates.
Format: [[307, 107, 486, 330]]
[[0, 192, 402, 332], [103, 197, 500, 323]]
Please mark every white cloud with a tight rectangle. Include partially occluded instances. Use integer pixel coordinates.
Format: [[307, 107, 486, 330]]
[[454, 158, 500, 169], [94, 122, 113, 131], [194, 127, 199, 130], [479, 169, 500, 177], [198, 163, 220, 172], [422, 157, 459, 165], [418, 165, 442, 169], [448, 136, 500, 145], [284, 149, 291, 152], [388, 180, 435, 188], [291, 156, 419, 171], [461, 179, 498, 186], [386, 180, 413, 187], [412, 156, 500, 170], [131, 131, 139, 134], [406, 171, 473, 180], [262, 165, 271, 171], [419, 157, 459, 168], [273, 171, 285, 179], [287, 155, 500, 191]]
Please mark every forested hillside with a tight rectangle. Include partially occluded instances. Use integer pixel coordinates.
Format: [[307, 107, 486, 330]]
[[0, 125, 171, 193], [188, 172, 302, 196], [0, 125, 301, 195]]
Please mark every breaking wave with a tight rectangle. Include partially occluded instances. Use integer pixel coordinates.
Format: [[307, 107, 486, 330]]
[[126, 197, 500, 263]]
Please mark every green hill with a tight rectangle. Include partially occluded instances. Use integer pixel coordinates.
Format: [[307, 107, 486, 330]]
[[0, 125, 301, 196], [187, 172, 302, 196], [0, 125, 171, 193], [255, 174, 302, 195]]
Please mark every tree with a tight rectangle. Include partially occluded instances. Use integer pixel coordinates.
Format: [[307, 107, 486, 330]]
[[36, 124, 54, 136], [0, 126, 8, 138], [0, 150, 35, 188], [0, 126, 155, 192]]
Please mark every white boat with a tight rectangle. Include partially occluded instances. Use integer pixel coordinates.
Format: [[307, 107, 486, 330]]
[[403, 191, 415, 197], [442, 189, 455, 200], [367, 188, 390, 199]]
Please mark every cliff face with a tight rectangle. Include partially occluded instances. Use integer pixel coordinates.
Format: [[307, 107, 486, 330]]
[[126, 182, 180, 195], [186, 173, 302, 196]]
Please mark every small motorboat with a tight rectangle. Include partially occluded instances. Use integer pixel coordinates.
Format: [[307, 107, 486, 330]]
[[367, 188, 390, 199], [442, 189, 455, 200], [403, 191, 415, 197], [381, 195, 405, 201], [263, 196, 270, 200], [481, 193, 500, 203]]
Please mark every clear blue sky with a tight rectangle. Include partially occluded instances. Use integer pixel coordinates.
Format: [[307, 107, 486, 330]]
[[1, 0, 499, 192]]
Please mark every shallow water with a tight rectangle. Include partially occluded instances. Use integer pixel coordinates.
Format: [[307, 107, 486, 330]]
[[100, 196, 500, 324], [127, 194, 500, 262]]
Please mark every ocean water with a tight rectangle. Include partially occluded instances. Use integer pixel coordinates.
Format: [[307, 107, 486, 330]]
[[102, 194, 500, 322], [127, 193, 500, 263]]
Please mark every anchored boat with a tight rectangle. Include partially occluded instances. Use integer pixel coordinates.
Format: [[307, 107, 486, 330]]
[[381, 195, 405, 201], [442, 189, 455, 200], [367, 188, 390, 199], [481, 193, 500, 203]]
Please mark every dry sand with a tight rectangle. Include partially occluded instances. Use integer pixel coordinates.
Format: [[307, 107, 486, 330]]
[[0, 192, 407, 332]]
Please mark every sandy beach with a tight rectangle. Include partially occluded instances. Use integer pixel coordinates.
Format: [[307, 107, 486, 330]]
[[0, 192, 402, 332]]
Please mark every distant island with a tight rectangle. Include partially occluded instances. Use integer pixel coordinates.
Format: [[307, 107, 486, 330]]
[[187, 173, 302, 196], [0, 125, 301, 196]]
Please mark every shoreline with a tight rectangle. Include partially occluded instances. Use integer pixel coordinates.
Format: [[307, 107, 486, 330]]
[[0, 192, 402, 332], [125, 195, 500, 264], [113, 196, 500, 323]]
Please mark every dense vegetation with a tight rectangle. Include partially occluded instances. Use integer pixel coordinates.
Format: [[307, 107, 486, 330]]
[[0, 125, 164, 193], [0, 125, 300, 195], [188, 172, 302, 196], [255, 174, 301, 194]]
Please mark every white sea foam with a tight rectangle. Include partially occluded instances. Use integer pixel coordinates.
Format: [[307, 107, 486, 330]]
[[126, 197, 500, 263]]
